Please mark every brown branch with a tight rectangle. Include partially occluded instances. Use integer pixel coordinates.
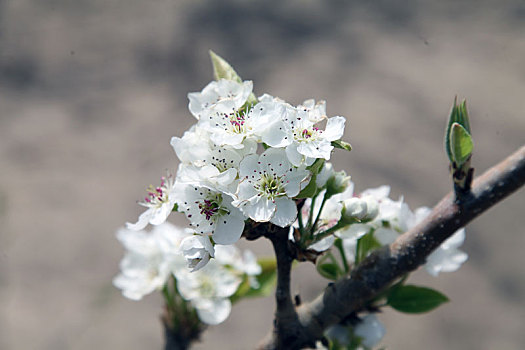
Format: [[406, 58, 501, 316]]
[[259, 144, 525, 349], [259, 224, 313, 349]]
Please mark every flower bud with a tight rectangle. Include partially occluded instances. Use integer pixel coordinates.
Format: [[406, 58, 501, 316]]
[[325, 170, 351, 198], [180, 235, 215, 271], [361, 195, 379, 221], [341, 196, 379, 224], [341, 197, 368, 223]]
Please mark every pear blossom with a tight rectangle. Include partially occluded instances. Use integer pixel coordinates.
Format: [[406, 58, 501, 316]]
[[234, 148, 309, 227], [113, 223, 190, 300], [126, 173, 177, 231], [175, 184, 245, 245], [175, 259, 242, 325], [285, 113, 346, 166], [180, 235, 215, 271], [188, 79, 253, 120], [171, 125, 256, 192]]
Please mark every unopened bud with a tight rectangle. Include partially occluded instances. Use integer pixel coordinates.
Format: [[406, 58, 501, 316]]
[[341, 196, 379, 224], [325, 170, 350, 198]]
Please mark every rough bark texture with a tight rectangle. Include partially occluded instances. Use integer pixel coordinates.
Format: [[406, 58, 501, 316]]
[[258, 145, 525, 349]]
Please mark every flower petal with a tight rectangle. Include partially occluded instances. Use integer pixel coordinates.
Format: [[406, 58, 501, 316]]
[[270, 197, 297, 227]]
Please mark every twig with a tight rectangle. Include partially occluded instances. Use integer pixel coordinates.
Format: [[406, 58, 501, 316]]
[[258, 144, 525, 349]]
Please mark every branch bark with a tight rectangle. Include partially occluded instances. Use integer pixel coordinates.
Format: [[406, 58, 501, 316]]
[[259, 144, 525, 349]]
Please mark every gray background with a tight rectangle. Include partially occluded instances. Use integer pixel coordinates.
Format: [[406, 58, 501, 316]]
[[1, 0, 524, 349]]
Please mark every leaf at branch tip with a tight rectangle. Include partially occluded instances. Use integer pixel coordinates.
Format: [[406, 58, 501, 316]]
[[209, 50, 243, 83], [450, 122, 473, 166], [331, 140, 352, 152], [387, 285, 449, 313], [444, 97, 471, 163]]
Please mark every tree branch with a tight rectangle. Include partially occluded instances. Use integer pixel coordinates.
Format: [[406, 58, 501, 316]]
[[260, 224, 313, 349], [259, 144, 525, 349]]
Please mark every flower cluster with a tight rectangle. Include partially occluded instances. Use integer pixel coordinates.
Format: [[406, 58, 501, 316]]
[[126, 77, 347, 271], [113, 222, 260, 325]]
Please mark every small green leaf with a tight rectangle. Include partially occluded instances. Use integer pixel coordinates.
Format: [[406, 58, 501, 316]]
[[331, 140, 352, 152], [307, 158, 325, 176], [444, 97, 471, 163], [317, 263, 339, 281], [209, 50, 242, 83], [172, 203, 179, 212], [209, 50, 258, 108], [450, 123, 473, 166], [387, 285, 449, 313], [296, 175, 318, 198]]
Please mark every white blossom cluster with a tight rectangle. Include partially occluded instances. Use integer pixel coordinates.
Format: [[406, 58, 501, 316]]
[[126, 78, 346, 270], [296, 162, 468, 276], [113, 222, 261, 325]]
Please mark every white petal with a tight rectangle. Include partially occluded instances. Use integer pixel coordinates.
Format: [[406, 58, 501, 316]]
[[323, 116, 346, 141], [194, 298, 232, 325], [270, 197, 297, 227], [285, 143, 304, 167], [213, 214, 245, 245], [374, 227, 399, 245], [126, 209, 153, 231], [149, 203, 174, 225], [239, 154, 260, 178], [242, 197, 276, 222]]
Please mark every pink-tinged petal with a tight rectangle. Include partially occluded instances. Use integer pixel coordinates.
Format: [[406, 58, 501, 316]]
[[323, 116, 346, 141], [270, 197, 297, 228]]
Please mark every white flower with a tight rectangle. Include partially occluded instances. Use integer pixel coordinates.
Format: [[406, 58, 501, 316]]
[[234, 148, 309, 227], [175, 184, 245, 245], [354, 314, 386, 348], [175, 259, 242, 325], [425, 228, 468, 276], [285, 114, 346, 166], [214, 245, 262, 276], [180, 235, 215, 271], [113, 223, 190, 300], [412, 207, 468, 276], [188, 79, 253, 120], [126, 173, 177, 231], [171, 125, 256, 193]]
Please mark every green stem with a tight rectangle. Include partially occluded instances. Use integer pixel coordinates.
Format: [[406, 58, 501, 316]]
[[334, 239, 349, 273], [311, 192, 329, 234]]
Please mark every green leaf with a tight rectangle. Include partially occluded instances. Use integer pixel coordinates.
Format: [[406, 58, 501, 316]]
[[172, 203, 179, 212], [307, 158, 325, 175], [317, 263, 339, 281], [209, 50, 242, 83], [387, 285, 449, 313], [450, 122, 473, 166], [296, 175, 318, 199], [444, 97, 471, 163], [331, 140, 352, 152], [231, 258, 277, 303]]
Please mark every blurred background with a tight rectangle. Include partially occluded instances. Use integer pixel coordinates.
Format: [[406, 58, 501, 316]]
[[1, 0, 524, 349]]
